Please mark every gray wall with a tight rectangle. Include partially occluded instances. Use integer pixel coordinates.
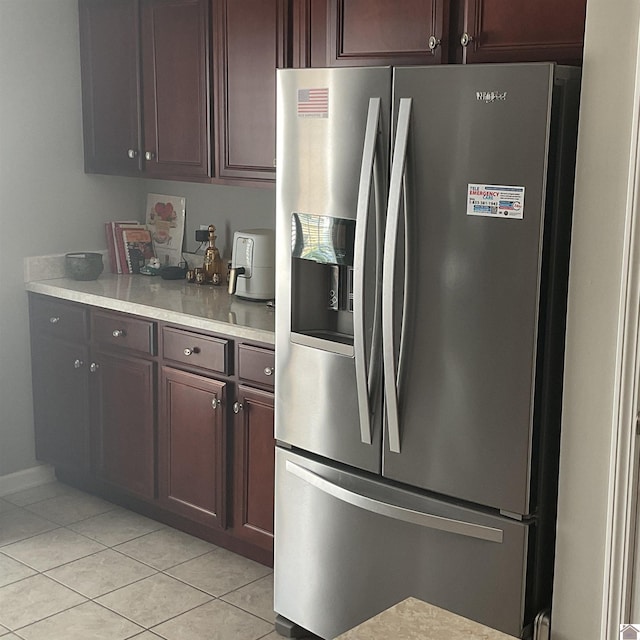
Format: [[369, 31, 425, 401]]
[[0, 0, 141, 477], [142, 180, 275, 260], [0, 0, 274, 478]]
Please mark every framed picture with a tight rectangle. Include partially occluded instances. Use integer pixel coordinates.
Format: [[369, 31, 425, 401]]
[[145, 193, 186, 266]]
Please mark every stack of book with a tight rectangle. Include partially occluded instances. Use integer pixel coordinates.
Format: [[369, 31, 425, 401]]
[[105, 221, 155, 274]]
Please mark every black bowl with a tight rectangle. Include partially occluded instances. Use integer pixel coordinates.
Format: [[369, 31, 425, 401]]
[[65, 252, 104, 281]]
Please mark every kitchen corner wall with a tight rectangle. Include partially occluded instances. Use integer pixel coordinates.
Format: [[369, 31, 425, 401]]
[[0, 0, 275, 481], [0, 0, 141, 479], [141, 180, 275, 261]]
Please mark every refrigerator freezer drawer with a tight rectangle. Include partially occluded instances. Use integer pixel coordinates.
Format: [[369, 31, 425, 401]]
[[274, 448, 533, 639]]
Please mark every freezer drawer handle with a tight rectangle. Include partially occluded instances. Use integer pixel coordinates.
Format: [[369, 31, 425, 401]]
[[286, 460, 504, 544], [383, 98, 413, 453], [354, 97, 384, 446]]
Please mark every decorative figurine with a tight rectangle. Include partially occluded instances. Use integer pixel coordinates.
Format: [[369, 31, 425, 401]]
[[202, 225, 224, 285]]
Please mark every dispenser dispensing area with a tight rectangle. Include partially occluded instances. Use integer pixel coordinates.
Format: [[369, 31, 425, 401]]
[[290, 212, 356, 356]]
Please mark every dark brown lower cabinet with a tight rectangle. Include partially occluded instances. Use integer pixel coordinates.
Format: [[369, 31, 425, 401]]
[[29, 295, 91, 472], [232, 385, 275, 552], [158, 366, 227, 528], [29, 293, 275, 566], [92, 349, 156, 501], [31, 337, 91, 472]]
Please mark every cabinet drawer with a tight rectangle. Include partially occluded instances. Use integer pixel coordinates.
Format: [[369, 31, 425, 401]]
[[92, 311, 155, 355], [30, 295, 88, 343], [162, 327, 229, 375], [238, 344, 275, 389]]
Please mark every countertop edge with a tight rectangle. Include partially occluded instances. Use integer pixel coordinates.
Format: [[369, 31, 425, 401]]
[[26, 279, 275, 346]]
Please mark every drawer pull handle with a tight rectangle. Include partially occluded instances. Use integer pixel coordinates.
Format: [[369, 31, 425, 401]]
[[183, 347, 201, 356], [264, 366, 274, 376], [49, 316, 60, 324], [211, 396, 222, 410], [73, 359, 84, 369], [90, 362, 100, 373], [233, 401, 243, 414], [112, 329, 126, 338]]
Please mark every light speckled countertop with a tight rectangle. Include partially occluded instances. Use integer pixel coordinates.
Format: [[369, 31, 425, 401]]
[[335, 598, 518, 640], [26, 273, 275, 345]]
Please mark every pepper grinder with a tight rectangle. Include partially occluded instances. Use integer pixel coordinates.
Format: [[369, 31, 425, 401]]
[[202, 224, 223, 285]]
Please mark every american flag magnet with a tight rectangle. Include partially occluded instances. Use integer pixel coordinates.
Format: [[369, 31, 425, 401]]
[[297, 87, 329, 118]]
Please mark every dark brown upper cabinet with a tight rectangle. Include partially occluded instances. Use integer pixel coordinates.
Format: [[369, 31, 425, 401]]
[[294, 0, 586, 68], [79, 0, 210, 180], [456, 0, 587, 65], [79, 0, 141, 175], [214, 0, 287, 183], [328, 0, 449, 66], [140, 0, 211, 178]]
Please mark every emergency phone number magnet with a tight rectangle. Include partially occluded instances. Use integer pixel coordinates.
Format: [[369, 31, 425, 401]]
[[466, 184, 525, 220]]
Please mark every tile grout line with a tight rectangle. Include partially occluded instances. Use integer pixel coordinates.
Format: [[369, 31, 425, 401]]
[[211, 597, 277, 626], [97, 591, 215, 631], [0, 485, 278, 639]]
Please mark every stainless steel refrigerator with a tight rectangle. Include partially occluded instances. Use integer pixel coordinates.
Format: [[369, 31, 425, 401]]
[[274, 63, 580, 639]]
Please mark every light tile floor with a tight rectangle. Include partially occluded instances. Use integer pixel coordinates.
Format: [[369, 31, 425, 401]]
[[0, 481, 279, 640]]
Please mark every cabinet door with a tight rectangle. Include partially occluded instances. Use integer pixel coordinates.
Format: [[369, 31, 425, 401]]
[[327, 0, 448, 66], [458, 0, 586, 64], [79, 0, 141, 175], [31, 338, 90, 471], [140, 0, 211, 179], [159, 367, 227, 528], [232, 385, 275, 552], [215, 0, 286, 182], [291, 0, 328, 68], [92, 349, 156, 500]]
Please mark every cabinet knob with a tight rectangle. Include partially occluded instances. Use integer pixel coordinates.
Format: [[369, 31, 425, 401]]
[[112, 329, 126, 338], [428, 35, 441, 52], [264, 366, 274, 376], [73, 359, 84, 369], [89, 362, 100, 373], [127, 149, 138, 159], [145, 151, 156, 161], [49, 316, 60, 324], [211, 396, 222, 410], [233, 401, 243, 414], [460, 32, 474, 47], [183, 347, 200, 357]]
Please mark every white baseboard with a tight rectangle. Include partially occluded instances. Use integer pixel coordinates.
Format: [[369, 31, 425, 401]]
[[0, 465, 55, 497]]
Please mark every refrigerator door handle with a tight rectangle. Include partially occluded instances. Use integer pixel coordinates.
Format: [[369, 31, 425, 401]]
[[383, 98, 412, 453], [286, 460, 504, 543], [354, 97, 383, 445]]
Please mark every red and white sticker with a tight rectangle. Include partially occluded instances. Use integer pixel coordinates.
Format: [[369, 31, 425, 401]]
[[466, 183, 525, 220], [297, 88, 329, 118]]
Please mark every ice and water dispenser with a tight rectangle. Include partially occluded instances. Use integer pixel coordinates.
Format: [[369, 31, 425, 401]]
[[290, 212, 356, 356]]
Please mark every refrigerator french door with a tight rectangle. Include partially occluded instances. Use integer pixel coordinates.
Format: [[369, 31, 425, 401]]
[[274, 63, 580, 639]]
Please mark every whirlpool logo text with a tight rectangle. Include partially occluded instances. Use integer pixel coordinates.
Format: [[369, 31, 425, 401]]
[[476, 91, 508, 103]]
